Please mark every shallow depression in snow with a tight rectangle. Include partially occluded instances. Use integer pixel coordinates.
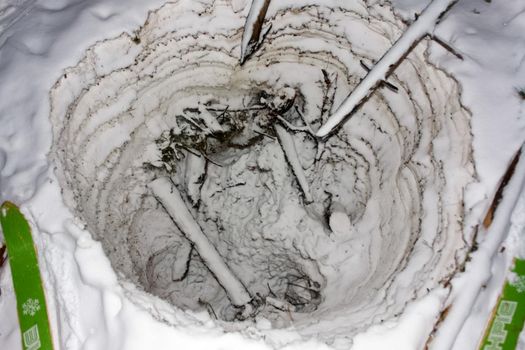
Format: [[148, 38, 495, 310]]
[[50, 0, 474, 343]]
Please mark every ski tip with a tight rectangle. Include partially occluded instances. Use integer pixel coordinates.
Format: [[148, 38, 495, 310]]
[[1, 201, 18, 209], [1, 201, 18, 218], [0, 201, 18, 216]]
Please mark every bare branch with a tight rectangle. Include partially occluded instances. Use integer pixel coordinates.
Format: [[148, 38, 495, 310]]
[[240, 0, 272, 64], [274, 124, 313, 203], [275, 114, 313, 135], [430, 35, 464, 60], [149, 177, 253, 308], [316, 0, 458, 137]]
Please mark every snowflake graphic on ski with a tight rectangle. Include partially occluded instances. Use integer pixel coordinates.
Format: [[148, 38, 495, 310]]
[[22, 298, 41, 316], [511, 275, 525, 294]]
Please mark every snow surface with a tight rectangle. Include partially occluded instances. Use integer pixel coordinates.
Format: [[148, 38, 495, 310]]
[[0, 0, 524, 349], [47, 0, 473, 345]]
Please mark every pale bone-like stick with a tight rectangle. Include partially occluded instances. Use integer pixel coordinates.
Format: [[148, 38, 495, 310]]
[[316, 0, 458, 137], [274, 124, 314, 203], [240, 0, 272, 64], [149, 177, 253, 308]]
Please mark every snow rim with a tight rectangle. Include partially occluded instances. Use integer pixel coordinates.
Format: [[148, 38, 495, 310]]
[[48, 0, 475, 347]]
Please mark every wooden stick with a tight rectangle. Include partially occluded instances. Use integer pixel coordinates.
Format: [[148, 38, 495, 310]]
[[316, 0, 458, 137], [430, 35, 464, 60], [275, 124, 314, 203], [149, 177, 252, 307], [240, 0, 272, 64]]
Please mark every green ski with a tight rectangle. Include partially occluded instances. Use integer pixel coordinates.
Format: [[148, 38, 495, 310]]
[[480, 258, 525, 350], [0, 201, 54, 350]]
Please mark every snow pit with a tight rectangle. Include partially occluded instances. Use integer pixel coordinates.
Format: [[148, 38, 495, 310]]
[[49, 0, 474, 343]]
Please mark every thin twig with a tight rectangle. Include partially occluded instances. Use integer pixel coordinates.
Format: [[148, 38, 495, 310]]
[[199, 298, 219, 320], [267, 283, 277, 297], [284, 292, 309, 306], [240, 0, 272, 64], [200, 152, 223, 167], [287, 281, 319, 294], [275, 115, 313, 134], [266, 296, 296, 312], [183, 105, 266, 113], [430, 35, 464, 60], [215, 105, 230, 121], [294, 106, 317, 132], [179, 145, 201, 158], [360, 60, 399, 93], [178, 113, 208, 132], [274, 124, 314, 203], [254, 129, 276, 140], [149, 177, 252, 307], [320, 69, 338, 125]]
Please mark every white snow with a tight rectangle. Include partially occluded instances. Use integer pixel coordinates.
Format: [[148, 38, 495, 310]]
[[431, 146, 525, 349], [48, 1, 473, 344], [0, 0, 524, 349]]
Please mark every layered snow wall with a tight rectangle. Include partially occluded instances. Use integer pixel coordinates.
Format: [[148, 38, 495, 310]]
[[49, 0, 474, 344]]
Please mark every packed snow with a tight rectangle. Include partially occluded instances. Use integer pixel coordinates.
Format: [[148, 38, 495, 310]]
[[0, 0, 524, 349]]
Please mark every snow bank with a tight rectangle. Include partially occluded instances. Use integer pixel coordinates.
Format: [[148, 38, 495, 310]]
[[1, 0, 524, 349], [48, 0, 472, 347]]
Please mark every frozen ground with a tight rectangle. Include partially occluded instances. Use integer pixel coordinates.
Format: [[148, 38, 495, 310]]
[[0, 0, 524, 349]]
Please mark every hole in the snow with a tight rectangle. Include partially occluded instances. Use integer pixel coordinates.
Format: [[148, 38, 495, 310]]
[[49, 0, 475, 343]]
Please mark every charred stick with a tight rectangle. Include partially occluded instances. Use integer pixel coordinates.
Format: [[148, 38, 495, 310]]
[[253, 128, 276, 140], [240, 0, 272, 64], [275, 115, 313, 135], [320, 69, 338, 125], [274, 124, 314, 203], [316, 0, 459, 137], [149, 177, 253, 309], [430, 35, 464, 60]]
